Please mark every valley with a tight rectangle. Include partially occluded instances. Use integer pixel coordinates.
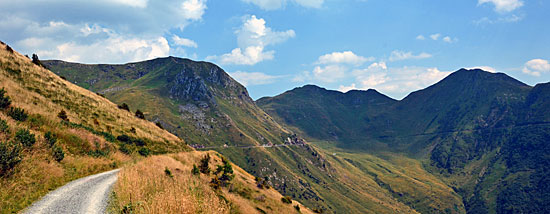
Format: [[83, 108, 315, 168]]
[[1, 40, 548, 213]]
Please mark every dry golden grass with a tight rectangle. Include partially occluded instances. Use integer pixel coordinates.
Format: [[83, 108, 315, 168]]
[[113, 151, 313, 214], [0, 42, 188, 213], [0, 42, 182, 144]]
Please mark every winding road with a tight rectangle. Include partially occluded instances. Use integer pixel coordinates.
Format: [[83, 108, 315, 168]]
[[23, 169, 120, 214]]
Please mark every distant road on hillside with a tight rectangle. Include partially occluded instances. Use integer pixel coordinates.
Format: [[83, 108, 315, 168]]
[[23, 169, 120, 214]]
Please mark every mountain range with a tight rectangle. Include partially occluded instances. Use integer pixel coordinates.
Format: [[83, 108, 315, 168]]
[[41, 57, 550, 213]]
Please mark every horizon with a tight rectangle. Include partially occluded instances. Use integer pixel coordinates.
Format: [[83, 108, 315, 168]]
[[1, 0, 548, 99]]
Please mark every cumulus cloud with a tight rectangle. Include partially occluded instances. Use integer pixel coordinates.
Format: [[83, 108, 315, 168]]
[[316, 51, 374, 65], [389, 50, 432, 61], [242, 0, 323, 10], [214, 46, 275, 65], [523, 59, 550, 77], [172, 35, 198, 48], [478, 0, 523, 13], [312, 65, 347, 83], [430, 33, 441, 40], [228, 71, 281, 86], [208, 15, 295, 65], [338, 62, 451, 99], [181, 0, 207, 20], [416, 35, 426, 40], [442, 36, 459, 43], [0, 0, 207, 63]]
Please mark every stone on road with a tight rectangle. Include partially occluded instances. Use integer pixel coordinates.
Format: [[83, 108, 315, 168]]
[[23, 169, 120, 214]]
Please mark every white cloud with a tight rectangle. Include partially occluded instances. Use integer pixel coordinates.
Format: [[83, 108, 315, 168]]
[[389, 50, 432, 61], [0, 1, 207, 63], [292, 71, 312, 82], [242, 0, 323, 10], [316, 51, 374, 65], [12, 21, 170, 63], [338, 84, 358, 93], [342, 64, 452, 99], [430, 33, 441, 40], [112, 0, 149, 8], [312, 65, 347, 83], [478, 0, 523, 13], [467, 66, 497, 73], [474, 14, 523, 25], [29, 35, 169, 64], [228, 71, 281, 86], [208, 15, 295, 65], [416, 35, 426, 40], [172, 35, 198, 48], [181, 0, 207, 20], [215, 46, 274, 65], [523, 59, 550, 77]]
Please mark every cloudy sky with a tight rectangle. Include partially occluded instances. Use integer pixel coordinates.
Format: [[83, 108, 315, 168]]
[[1, 0, 549, 99]]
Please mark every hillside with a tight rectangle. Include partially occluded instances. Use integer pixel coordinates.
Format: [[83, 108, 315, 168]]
[[112, 151, 314, 214], [44, 58, 470, 213], [0, 42, 187, 213], [258, 69, 550, 213]]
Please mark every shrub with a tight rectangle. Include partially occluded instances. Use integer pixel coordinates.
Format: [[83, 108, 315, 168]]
[[117, 134, 130, 143], [0, 119, 9, 134], [133, 138, 145, 146], [57, 110, 69, 121], [281, 196, 292, 204], [135, 109, 145, 119], [210, 176, 221, 189], [155, 122, 163, 129], [0, 141, 22, 176], [255, 177, 270, 189], [8, 107, 28, 121], [0, 88, 11, 108], [295, 205, 301, 212], [199, 154, 210, 174], [6, 45, 13, 53], [119, 144, 131, 155], [121, 202, 134, 214], [117, 103, 130, 112], [44, 131, 57, 147], [164, 167, 173, 177], [52, 145, 65, 162], [217, 157, 234, 186], [15, 129, 35, 147], [191, 164, 200, 175], [32, 54, 43, 67], [138, 147, 150, 157]]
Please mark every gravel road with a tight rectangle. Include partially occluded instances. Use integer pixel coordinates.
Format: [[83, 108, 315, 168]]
[[23, 169, 120, 214]]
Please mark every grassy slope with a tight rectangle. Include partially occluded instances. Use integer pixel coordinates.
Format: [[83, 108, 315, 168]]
[[258, 69, 550, 213], [112, 151, 314, 214], [0, 42, 188, 213]]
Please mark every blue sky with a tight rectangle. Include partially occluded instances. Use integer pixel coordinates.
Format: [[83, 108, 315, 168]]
[[1, 0, 549, 100]]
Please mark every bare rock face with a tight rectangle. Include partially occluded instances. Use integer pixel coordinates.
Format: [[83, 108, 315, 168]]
[[169, 68, 216, 104]]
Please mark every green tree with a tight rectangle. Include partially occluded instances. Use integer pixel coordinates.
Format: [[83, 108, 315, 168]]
[[135, 109, 145, 119], [0, 87, 11, 108], [15, 129, 35, 147], [57, 110, 69, 121], [199, 154, 211, 174], [0, 141, 22, 176]]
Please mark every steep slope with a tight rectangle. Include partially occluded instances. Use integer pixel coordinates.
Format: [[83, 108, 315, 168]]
[[43, 58, 466, 213], [258, 68, 550, 213], [257, 85, 396, 144], [112, 151, 315, 214], [0, 42, 187, 213]]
